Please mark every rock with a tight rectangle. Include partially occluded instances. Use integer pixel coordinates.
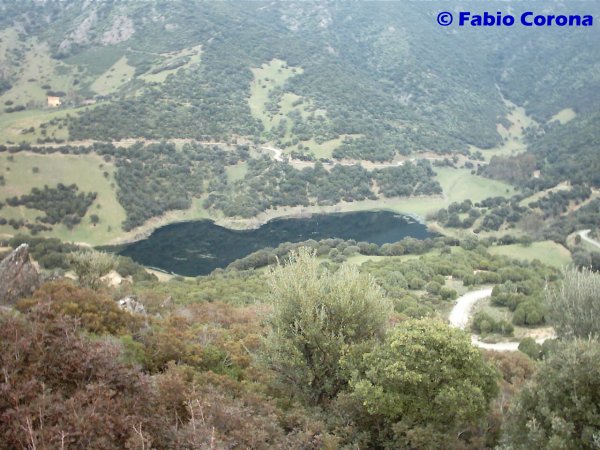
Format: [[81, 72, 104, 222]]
[[117, 295, 146, 314], [0, 244, 41, 305]]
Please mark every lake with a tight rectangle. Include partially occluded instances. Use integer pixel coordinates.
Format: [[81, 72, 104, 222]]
[[117, 211, 433, 276]]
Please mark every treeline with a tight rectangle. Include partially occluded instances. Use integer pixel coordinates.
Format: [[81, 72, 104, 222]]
[[433, 184, 597, 242], [114, 142, 250, 230], [205, 158, 441, 218], [0, 144, 441, 231]]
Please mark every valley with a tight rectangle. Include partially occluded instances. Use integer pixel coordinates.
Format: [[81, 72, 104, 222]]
[[0, 2, 599, 448]]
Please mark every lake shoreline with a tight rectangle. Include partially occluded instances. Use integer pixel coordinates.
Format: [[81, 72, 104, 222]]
[[103, 199, 437, 247], [116, 210, 435, 276]]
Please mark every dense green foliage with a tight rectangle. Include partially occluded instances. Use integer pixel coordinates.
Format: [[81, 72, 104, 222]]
[[504, 340, 600, 450], [262, 248, 392, 405], [113, 142, 249, 229], [5, 1, 597, 161], [5, 235, 79, 269], [206, 157, 441, 218], [67, 250, 115, 291], [2, 231, 595, 448], [343, 319, 499, 449], [5, 183, 96, 229]]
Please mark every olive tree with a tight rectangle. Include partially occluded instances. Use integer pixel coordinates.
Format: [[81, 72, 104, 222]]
[[68, 250, 115, 290], [261, 247, 392, 405]]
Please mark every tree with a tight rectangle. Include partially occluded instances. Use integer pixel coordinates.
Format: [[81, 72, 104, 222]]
[[503, 339, 600, 449], [68, 250, 115, 290], [261, 247, 392, 405], [342, 319, 499, 449], [547, 267, 600, 339]]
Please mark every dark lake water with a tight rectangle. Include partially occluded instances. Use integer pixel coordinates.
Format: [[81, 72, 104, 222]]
[[117, 211, 433, 276]]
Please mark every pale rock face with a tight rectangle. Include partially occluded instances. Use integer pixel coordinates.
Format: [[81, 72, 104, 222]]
[[118, 295, 146, 314], [101, 15, 135, 45], [0, 244, 41, 305]]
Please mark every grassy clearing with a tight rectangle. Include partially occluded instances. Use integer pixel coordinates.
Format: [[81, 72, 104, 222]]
[[295, 134, 362, 159], [0, 36, 75, 111], [0, 107, 83, 144], [225, 162, 248, 182], [0, 152, 126, 245], [249, 59, 303, 129], [436, 167, 516, 203], [488, 241, 572, 268], [91, 56, 135, 95], [473, 100, 539, 162], [139, 44, 202, 83], [549, 107, 576, 125], [519, 182, 571, 207], [249, 59, 343, 157]]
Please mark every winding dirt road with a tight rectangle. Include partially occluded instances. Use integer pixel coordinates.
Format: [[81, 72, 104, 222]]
[[579, 229, 600, 251], [449, 288, 552, 352]]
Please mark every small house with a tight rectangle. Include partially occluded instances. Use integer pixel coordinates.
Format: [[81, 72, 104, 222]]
[[47, 96, 61, 107]]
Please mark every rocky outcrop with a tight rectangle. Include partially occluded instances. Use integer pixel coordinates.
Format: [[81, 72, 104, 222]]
[[118, 295, 146, 314], [0, 244, 41, 305], [101, 15, 135, 45]]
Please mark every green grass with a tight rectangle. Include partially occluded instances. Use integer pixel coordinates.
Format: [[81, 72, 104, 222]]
[[295, 134, 361, 159], [225, 162, 248, 182], [0, 35, 76, 113], [518, 182, 570, 207], [0, 153, 126, 245], [139, 44, 202, 83], [64, 46, 124, 77], [473, 100, 539, 162], [91, 56, 135, 95], [488, 241, 572, 268], [0, 107, 84, 144], [249, 59, 303, 131], [436, 167, 516, 202]]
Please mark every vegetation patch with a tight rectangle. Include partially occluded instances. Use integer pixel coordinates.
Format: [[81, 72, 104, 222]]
[[488, 241, 572, 268], [91, 56, 135, 95], [0, 152, 125, 245], [5, 183, 96, 229]]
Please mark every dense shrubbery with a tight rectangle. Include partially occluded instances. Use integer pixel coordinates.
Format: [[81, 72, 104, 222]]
[[3, 233, 595, 448], [7, 235, 79, 269], [0, 301, 323, 449], [204, 157, 441, 218], [471, 310, 514, 336]]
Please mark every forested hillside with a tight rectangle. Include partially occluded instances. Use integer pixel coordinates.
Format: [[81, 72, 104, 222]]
[[1, 1, 598, 160]]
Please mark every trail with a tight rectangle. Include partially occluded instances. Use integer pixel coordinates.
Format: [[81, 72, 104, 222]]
[[579, 229, 600, 251], [449, 288, 553, 352]]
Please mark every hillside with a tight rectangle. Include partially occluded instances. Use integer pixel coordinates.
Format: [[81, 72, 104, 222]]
[[0, 0, 598, 248], [1, 2, 600, 448]]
